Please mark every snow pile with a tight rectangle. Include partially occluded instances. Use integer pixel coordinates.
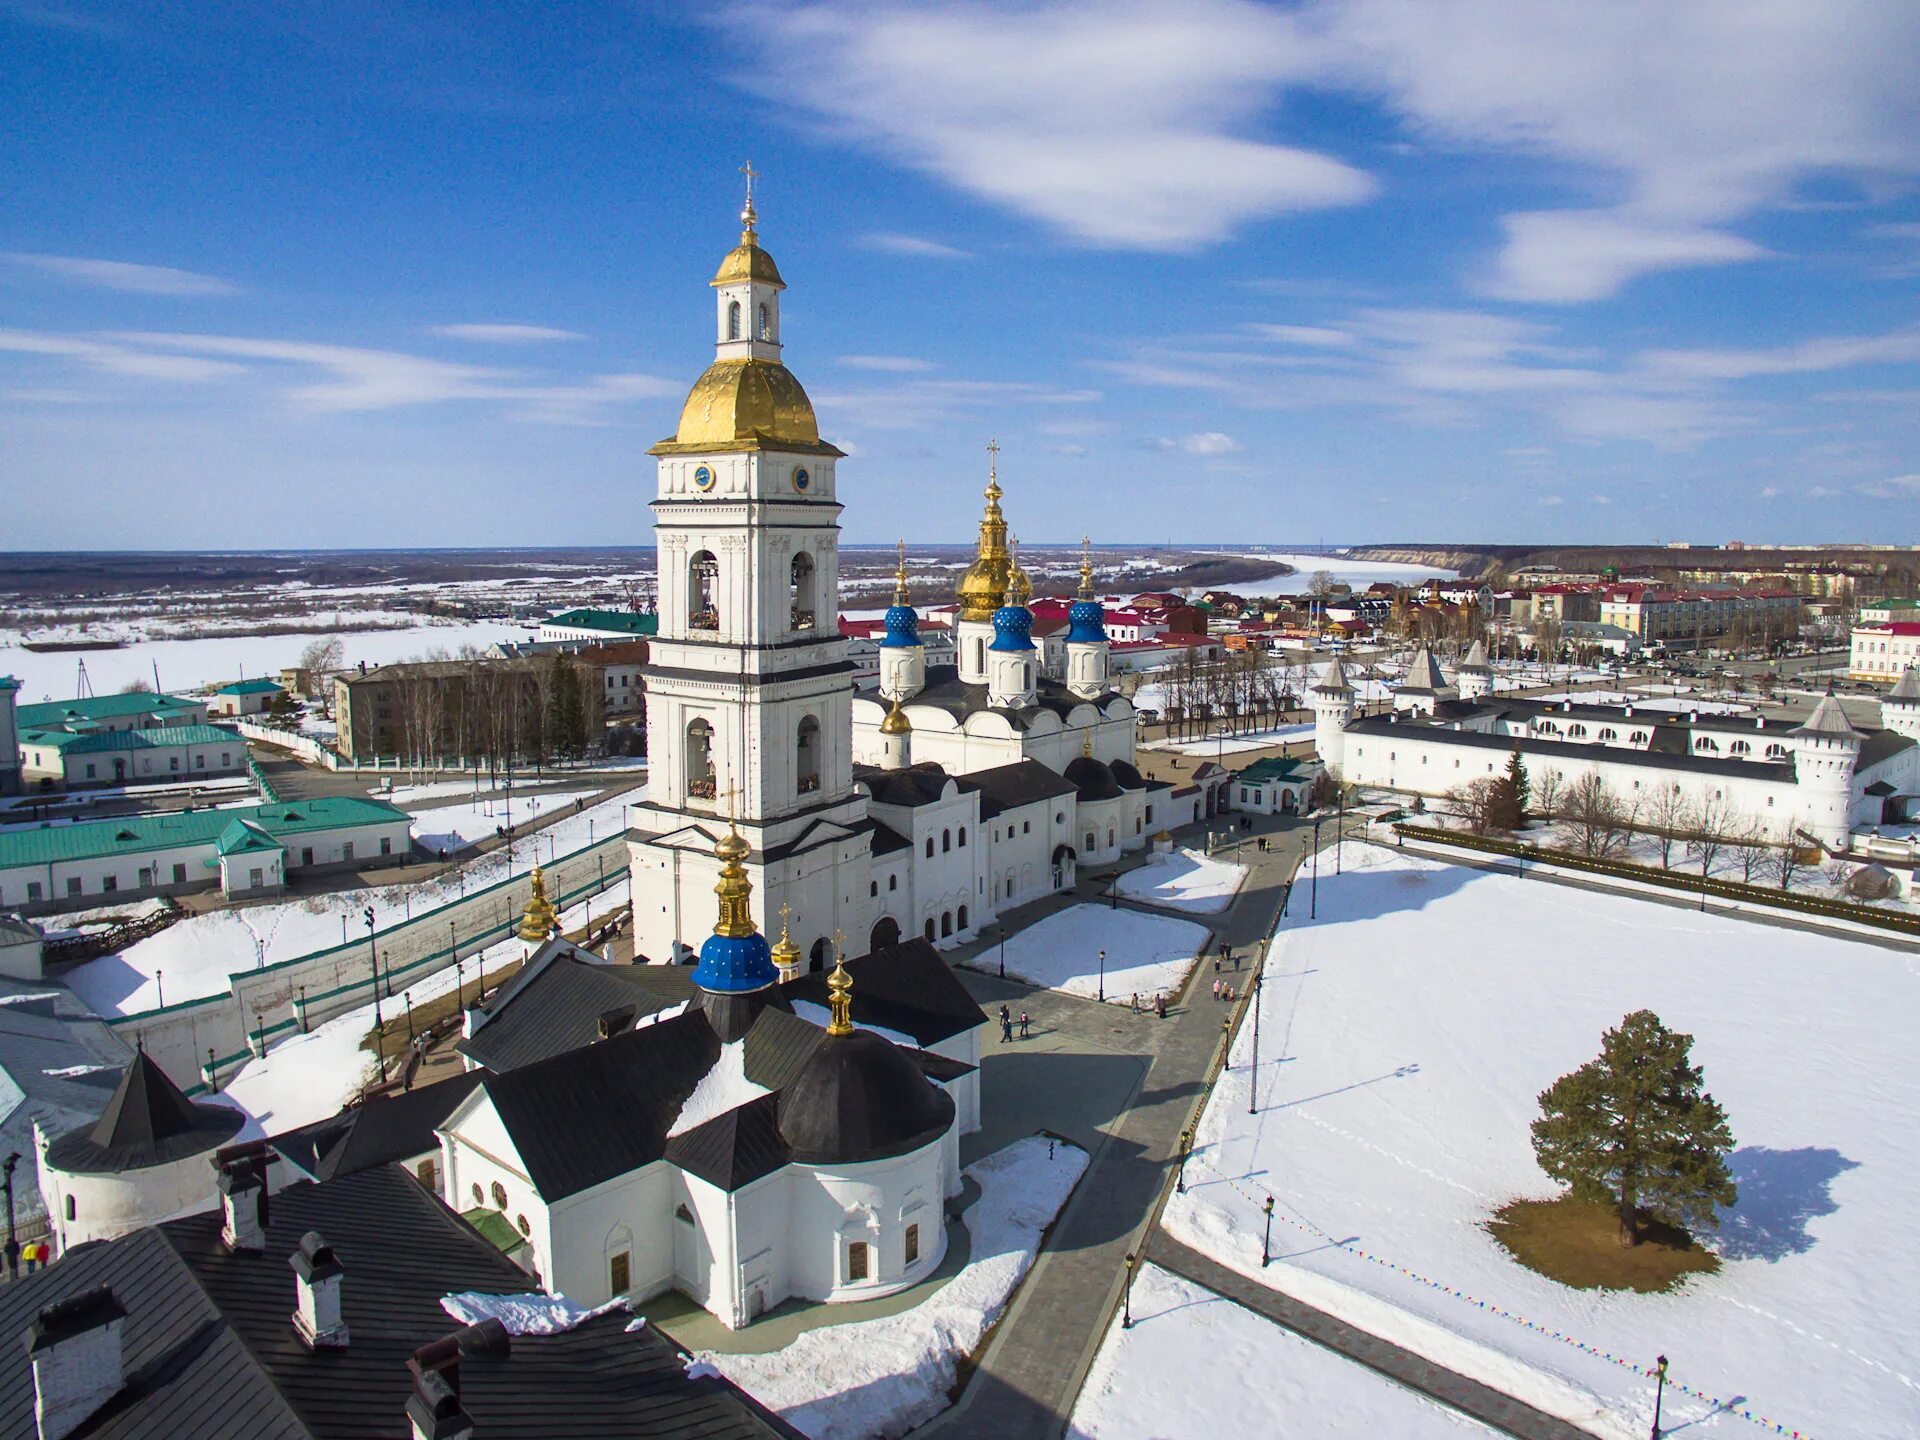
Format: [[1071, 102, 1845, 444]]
[[42, 1064, 112, 1079], [788, 999, 918, 1048], [995, 905, 1208, 1002], [1143, 724, 1315, 757], [1067, 1263, 1494, 1438], [441, 1291, 627, 1335], [668, 1041, 772, 1137], [1166, 841, 1919, 1440], [706, 1135, 1088, 1440], [412, 788, 598, 851], [1113, 849, 1247, 914]]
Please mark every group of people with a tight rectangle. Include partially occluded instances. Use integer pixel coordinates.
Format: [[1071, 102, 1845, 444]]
[[1126, 991, 1169, 1019], [997, 1004, 1032, 1042]]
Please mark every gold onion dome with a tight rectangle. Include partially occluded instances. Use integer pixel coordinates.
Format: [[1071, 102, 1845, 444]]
[[771, 907, 802, 976], [658, 358, 828, 453], [825, 944, 855, 1037], [880, 698, 912, 735], [711, 823, 755, 939], [711, 198, 785, 289], [518, 865, 559, 942], [956, 451, 1014, 622], [1007, 536, 1034, 609]]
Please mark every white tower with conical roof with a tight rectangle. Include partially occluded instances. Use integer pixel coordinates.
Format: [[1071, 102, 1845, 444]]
[[1789, 693, 1861, 850], [1456, 639, 1492, 702], [1311, 657, 1358, 773], [1883, 667, 1920, 742]]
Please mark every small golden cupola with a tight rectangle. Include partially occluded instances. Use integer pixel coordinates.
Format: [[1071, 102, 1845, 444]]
[[956, 440, 1014, 622], [518, 864, 559, 942], [650, 169, 843, 460], [1006, 533, 1034, 609]]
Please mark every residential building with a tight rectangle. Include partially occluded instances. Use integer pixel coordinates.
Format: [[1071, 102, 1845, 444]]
[[16, 691, 206, 734], [535, 606, 660, 644], [206, 677, 284, 716], [333, 654, 606, 762], [17, 723, 248, 791], [1851, 621, 1920, 681]]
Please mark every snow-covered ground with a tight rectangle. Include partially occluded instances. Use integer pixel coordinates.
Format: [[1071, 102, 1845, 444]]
[[1067, 1264, 1494, 1439], [411, 788, 598, 851], [994, 905, 1209, 1002], [704, 1135, 1088, 1440], [0, 618, 531, 701], [1113, 849, 1247, 915], [1142, 723, 1315, 756], [1165, 841, 1915, 1440], [207, 876, 629, 1136], [65, 788, 640, 1016], [1227, 553, 1460, 597]]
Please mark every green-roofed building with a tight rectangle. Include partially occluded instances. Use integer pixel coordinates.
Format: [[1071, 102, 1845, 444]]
[[206, 676, 287, 718], [16, 691, 208, 735], [18, 723, 249, 792], [0, 796, 414, 913], [536, 607, 659, 642], [1231, 754, 1323, 816]]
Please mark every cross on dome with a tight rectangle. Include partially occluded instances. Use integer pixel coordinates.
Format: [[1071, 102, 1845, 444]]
[[739, 160, 760, 228]]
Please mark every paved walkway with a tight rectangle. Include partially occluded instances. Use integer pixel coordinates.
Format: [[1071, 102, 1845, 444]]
[[922, 816, 1317, 1439], [1147, 1235, 1595, 1440]]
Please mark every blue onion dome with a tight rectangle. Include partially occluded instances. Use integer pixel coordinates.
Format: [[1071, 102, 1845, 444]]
[[988, 602, 1035, 653], [1067, 597, 1107, 645], [881, 540, 922, 648], [692, 824, 778, 994]]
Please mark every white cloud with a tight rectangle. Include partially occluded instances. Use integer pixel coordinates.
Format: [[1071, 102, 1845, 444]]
[[0, 328, 245, 382], [733, 0, 1374, 250], [2, 252, 239, 296], [813, 376, 1101, 430], [1856, 474, 1920, 499], [860, 233, 975, 259], [1639, 324, 1920, 382], [1478, 211, 1767, 304], [429, 323, 586, 343], [1537, 494, 1564, 506], [838, 354, 938, 372], [1182, 431, 1242, 455], [1244, 323, 1356, 347]]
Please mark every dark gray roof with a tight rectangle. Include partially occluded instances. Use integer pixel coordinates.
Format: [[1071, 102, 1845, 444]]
[[1346, 714, 1795, 781], [0, 1166, 801, 1440], [458, 944, 697, 1073], [965, 759, 1077, 817], [1858, 727, 1915, 770], [43, 1050, 243, 1175], [1795, 693, 1860, 738], [906, 665, 1117, 730], [1310, 656, 1353, 694], [270, 1071, 483, 1182], [856, 762, 970, 808], [776, 1030, 954, 1167], [664, 1092, 789, 1191], [1065, 756, 1121, 801], [782, 940, 985, 1047], [870, 821, 912, 857], [1398, 648, 1448, 693]]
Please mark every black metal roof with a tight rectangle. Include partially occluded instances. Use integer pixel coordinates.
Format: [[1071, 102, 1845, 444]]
[[1859, 728, 1916, 770], [870, 820, 913, 856], [855, 762, 972, 809], [458, 946, 697, 1073], [0, 1166, 802, 1440], [782, 940, 985, 1047], [43, 1050, 245, 1175], [964, 760, 1077, 818], [1345, 714, 1794, 780], [270, 1071, 483, 1183], [1065, 756, 1122, 801], [664, 1093, 790, 1192], [776, 1030, 955, 1167], [906, 665, 1119, 730]]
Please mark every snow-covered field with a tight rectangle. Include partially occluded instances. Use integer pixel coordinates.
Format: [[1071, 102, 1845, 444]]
[[66, 788, 640, 1016], [1165, 841, 1915, 1440], [995, 905, 1210, 1002], [1067, 1264, 1494, 1439], [1142, 723, 1315, 756], [705, 1135, 1088, 1440], [411, 788, 598, 851], [1113, 849, 1247, 914], [1228, 553, 1460, 597], [207, 876, 629, 1137], [0, 618, 531, 701]]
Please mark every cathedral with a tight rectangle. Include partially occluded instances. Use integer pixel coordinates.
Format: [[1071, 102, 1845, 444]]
[[625, 192, 1197, 970]]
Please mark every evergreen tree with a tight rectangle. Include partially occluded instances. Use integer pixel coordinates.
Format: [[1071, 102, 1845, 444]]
[[1505, 744, 1531, 818], [1531, 1010, 1736, 1247], [263, 689, 302, 731]]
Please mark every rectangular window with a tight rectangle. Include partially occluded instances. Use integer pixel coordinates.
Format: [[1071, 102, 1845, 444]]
[[102, 875, 117, 893], [66, 878, 82, 898], [26, 882, 42, 903], [195, 755, 206, 769], [138, 867, 154, 888], [85, 764, 96, 779], [221, 752, 231, 767], [342, 841, 354, 861], [172, 863, 187, 884], [169, 757, 180, 771], [248, 868, 263, 889], [847, 1240, 869, 1281], [609, 1251, 631, 1295], [904, 1223, 920, 1266], [379, 837, 392, 855]]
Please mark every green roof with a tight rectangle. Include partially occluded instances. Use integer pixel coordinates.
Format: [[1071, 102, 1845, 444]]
[[0, 677, 19, 693], [214, 679, 284, 696], [21, 723, 243, 755], [0, 796, 410, 871], [461, 1207, 526, 1253], [1236, 757, 1310, 783], [216, 818, 285, 856], [17, 692, 201, 729], [545, 607, 658, 636]]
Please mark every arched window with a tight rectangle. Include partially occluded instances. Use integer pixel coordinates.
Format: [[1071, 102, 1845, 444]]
[[957, 826, 967, 847], [1568, 724, 1587, 739], [942, 828, 951, 853], [685, 718, 716, 799], [924, 918, 936, 942], [1598, 727, 1617, 741], [796, 715, 821, 794], [727, 300, 741, 339], [957, 904, 969, 929], [870, 916, 900, 950], [689, 550, 720, 631], [1085, 832, 1095, 851], [790, 552, 816, 630], [940, 911, 952, 937], [925, 836, 935, 859], [1730, 739, 1750, 755], [1765, 742, 1789, 760], [1005, 873, 1015, 898], [888, 874, 897, 891], [757, 302, 770, 339]]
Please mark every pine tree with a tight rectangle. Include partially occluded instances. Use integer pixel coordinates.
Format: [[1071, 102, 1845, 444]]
[[1505, 744, 1531, 818], [1532, 1010, 1736, 1247]]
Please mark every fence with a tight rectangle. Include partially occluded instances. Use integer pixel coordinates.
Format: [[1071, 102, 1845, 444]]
[[110, 832, 632, 1093], [1391, 823, 1920, 937]]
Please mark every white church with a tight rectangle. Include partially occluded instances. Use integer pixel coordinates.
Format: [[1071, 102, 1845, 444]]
[[1315, 641, 1920, 849], [625, 188, 1196, 971]]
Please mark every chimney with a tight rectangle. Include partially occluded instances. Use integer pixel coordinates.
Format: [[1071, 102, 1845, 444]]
[[290, 1231, 349, 1349], [217, 1145, 271, 1252], [26, 1287, 126, 1440], [406, 1320, 508, 1440]]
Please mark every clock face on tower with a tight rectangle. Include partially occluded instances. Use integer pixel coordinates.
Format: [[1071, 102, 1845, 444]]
[[693, 465, 716, 492], [793, 467, 811, 492]]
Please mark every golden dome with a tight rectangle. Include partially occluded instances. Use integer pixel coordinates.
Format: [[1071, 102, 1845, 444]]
[[1007, 536, 1033, 608], [771, 905, 802, 976], [712, 225, 785, 289], [651, 358, 841, 457], [956, 457, 1013, 622], [879, 699, 912, 735]]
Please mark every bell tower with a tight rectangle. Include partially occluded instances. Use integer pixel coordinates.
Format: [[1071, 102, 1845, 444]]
[[628, 171, 873, 970]]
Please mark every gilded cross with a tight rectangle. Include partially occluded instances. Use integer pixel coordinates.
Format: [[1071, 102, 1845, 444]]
[[778, 901, 791, 935], [833, 929, 847, 964], [740, 160, 759, 208]]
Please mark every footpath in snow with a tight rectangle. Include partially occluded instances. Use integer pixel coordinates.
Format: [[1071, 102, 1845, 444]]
[[1067, 1263, 1494, 1439], [65, 789, 640, 1017], [1165, 841, 1917, 1440], [1113, 848, 1247, 915], [704, 1135, 1088, 1440], [994, 905, 1210, 1002]]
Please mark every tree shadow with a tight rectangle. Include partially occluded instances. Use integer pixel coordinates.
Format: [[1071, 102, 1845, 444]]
[[1713, 1146, 1859, 1261]]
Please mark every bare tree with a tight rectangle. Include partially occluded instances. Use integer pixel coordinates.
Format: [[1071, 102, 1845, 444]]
[[1533, 767, 1566, 822], [1644, 783, 1691, 868], [1731, 822, 1771, 886], [300, 637, 347, 715], [1687, 791, 1737, 882], [1562, 774, 1632, 859], [1447, 776, 1508, 836], [1770, 826, 1808, 891]]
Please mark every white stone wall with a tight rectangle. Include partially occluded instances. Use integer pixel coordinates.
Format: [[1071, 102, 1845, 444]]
[[786, 1142, 950, 1304]]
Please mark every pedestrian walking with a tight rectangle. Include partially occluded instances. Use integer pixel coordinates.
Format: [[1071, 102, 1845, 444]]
[[1130, 992, 1140, 1013], [1019, 1011, 1031, 1039], [1154, 992, 1166, 1019], [1214, 956, 1221, 975], [999, 1005, 1013, 1044], [1211, 979, 1220, 1000]]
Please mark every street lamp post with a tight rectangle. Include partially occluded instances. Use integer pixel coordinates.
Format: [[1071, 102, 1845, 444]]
[[1122, 1251, 1137, 1329], [1176, 1128, 1191, 1193], [1649, 1355, 1669, 1439], [1097, 949, 1106, 1003], [1310, 819, 1322, 919], [2, 1153, 18, 1280], [1247, 973, 1261, 1115], [1261, 1195, 1275, 1267], [998, 929, 1006, 979], [363, 907, 385, 1080], [404, 990, 414, 1044], [1337, 786, 1345, 874]]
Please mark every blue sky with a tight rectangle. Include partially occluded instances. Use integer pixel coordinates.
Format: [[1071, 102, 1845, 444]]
[[3, 0, 1918, 550]]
